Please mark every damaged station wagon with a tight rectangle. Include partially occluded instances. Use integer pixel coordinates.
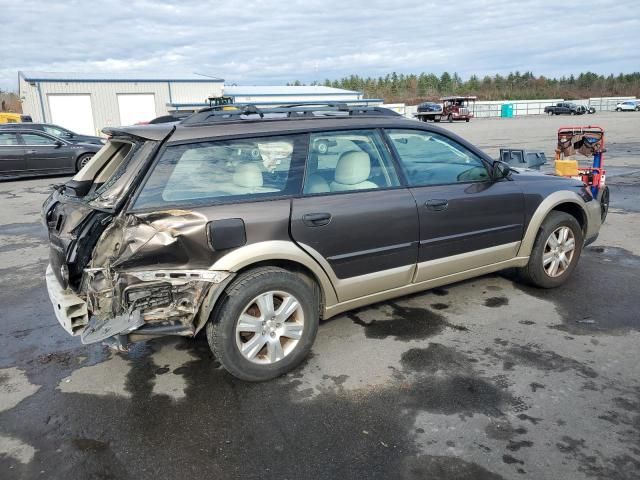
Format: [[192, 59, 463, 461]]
[[43, 104, 603, 381]]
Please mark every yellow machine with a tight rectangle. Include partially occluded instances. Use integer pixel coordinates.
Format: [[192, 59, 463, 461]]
[[0, 112, 22, 123], [554, 159, 579, 176]]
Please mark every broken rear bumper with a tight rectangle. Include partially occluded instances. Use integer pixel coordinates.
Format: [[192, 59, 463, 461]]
[[45, 265, 89, 336]]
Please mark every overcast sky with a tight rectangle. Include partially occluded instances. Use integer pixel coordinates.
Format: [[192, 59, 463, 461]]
[[2, 0, 639, 90]]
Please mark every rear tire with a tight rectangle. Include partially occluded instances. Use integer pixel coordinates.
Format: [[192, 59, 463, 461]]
[[517, 211, 583, 288], [206, 267, 319, 381], [76, 153, 93, 172]]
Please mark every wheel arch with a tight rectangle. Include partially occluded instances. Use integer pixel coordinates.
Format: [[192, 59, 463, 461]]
[[194, 241, 338, 333], [517, 192, 589, 258]]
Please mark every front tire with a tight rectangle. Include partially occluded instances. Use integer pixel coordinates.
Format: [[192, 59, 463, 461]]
[[206, 267, 319, 381], [598, 186, 610, 222], [517, 211, 583, 288]]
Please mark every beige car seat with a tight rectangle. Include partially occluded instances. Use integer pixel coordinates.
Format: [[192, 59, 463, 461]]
[[330, 151, 378, 192], [303, 148, 330, 194]]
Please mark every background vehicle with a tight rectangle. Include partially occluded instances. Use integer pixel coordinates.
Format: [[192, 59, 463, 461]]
[[615, 100, 639, 111], [544, 102, 586, 115], [43, 104, 602, 381], [414, 102, 444, 122], [0, 128, 101, 178], [0, 122, 105, 145], [0, 112, 32, 123], [441, 96, 475, 122]]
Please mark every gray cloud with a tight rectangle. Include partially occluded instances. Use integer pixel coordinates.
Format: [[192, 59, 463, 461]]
[[2, 0, 639, 90]]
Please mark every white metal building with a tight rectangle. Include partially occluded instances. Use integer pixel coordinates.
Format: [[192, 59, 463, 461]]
[[19, 72, 225, 135], [167, 85, 370, 112], [18, 72, 372, 136]]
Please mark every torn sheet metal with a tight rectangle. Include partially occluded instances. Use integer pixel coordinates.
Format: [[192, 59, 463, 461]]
[[81, 310, 144, 344]]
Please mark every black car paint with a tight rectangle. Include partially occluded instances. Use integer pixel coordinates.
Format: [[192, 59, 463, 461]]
[[0, 129, 100, 178], [43, 116, 590, 297], [0, 123, 104, 145]]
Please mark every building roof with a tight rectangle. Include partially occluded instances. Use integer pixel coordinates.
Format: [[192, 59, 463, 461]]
[[223, 85, 360, 96], [19, 71, 224, 83]]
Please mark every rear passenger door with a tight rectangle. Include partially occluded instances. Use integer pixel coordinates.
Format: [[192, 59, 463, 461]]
[[0, 132, 26, 174], [385, 129, 524, 282], [130, 134, 308, 269], [290, 129, 419, 302]]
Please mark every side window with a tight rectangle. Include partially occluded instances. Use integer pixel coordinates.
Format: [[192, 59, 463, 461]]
[[134, 135, 304, 209], [20, 133, 57, 145], [386, 129, 490, 186], [44, 126, 65, 137], [0, 133, 19, 145], [303, 129, 400, 194]]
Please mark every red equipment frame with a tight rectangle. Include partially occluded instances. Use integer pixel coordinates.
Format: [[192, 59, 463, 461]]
[[555, 125, 605, 196]]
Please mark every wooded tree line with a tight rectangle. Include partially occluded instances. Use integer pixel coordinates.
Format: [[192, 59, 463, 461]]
[[290, 71, 640, 104]]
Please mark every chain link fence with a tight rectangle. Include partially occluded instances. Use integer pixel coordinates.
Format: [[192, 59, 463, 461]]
[[398, 96, 637, 119]]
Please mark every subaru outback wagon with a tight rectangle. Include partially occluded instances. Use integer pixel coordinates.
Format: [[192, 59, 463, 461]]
[[43, 105, 603, 381]]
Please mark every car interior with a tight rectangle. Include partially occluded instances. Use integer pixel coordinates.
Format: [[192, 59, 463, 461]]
[[388, 132, 490, 185], [303, 133, 399, 194]]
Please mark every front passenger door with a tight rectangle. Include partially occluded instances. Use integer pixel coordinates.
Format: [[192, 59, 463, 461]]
[[386, 129, 524, 282], [290, 129, 419, 302], [19, 132, 71, 172]]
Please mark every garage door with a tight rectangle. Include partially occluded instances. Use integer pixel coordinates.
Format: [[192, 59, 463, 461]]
[[48, 95, 95, 136], [117, 94, 157, 126]]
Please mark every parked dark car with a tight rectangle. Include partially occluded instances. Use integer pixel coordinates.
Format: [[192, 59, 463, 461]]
[[544, 102, 587, 115], [42, 104, 603, 381], [0, 122, 105, 145], [0, 128, 101, 178], [414, 102, 444, 122]]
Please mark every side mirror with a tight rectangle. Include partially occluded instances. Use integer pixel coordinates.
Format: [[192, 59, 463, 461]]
[[492, 160, 512, 180], [64, 133, 74, 138], [54, 140, 64, 148]]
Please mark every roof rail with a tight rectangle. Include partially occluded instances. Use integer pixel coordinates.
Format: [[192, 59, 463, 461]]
[[180, 103, 401, 125]]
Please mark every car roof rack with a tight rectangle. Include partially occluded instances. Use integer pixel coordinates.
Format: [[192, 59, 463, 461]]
[[180, 103, 401, 125]]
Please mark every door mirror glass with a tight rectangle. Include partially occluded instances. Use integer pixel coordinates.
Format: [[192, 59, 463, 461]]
[[492, 160, 512, 180], [55, 140, 64, 148]]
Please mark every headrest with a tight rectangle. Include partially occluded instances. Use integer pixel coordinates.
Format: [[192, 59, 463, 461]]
[[233, 163, 263, 188], [334, 151, 371, 185]]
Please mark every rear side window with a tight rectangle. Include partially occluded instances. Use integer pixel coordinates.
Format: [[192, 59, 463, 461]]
[[0, 133, 19, 145], [386, 129, 490, 186], [134, 135, 305, 209]]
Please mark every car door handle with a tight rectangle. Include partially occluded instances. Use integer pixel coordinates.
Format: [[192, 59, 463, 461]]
[[425, 199, 449, 211], [26, 149, 37, 154], [302, 212, 332, 227]]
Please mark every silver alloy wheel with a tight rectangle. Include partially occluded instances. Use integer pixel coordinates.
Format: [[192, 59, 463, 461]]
[[543, 226, 576, 277], [80, 155, 93, 168], [235, 290, 304, 365]]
